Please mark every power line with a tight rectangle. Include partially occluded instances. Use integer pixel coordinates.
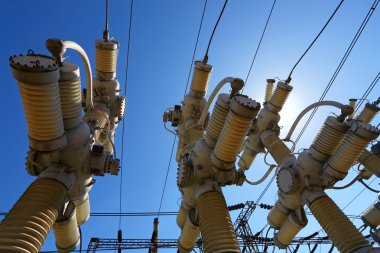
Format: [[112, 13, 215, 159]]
[[245, 0, 278, 85], [355, 71, 380, 113], [285, 0, 345, 83], [184, 0, 208, 96], [203, 0, 229, 64], [250, 1, 347, 231], [119, 0, 134, 229], [292, 0, 379, 148], [157, 136, 177, 217]]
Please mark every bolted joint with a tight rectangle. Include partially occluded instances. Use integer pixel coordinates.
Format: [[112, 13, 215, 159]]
[[277, 165, 300, 195], [88, 145, 118, 176], [230, 78, 244, 96], [46, 38, 66, 65], [177, 155, 194, 188]]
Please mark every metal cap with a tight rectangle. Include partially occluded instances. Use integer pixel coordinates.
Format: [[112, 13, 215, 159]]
[[215, 93, 230, 110], [10, 54, 59, 84], [194, 60, 213, 72], [95, 39, 120, 50], [351, 122, 380, 140], [230, 95, 260, 119], [59, 62, 80, 81]]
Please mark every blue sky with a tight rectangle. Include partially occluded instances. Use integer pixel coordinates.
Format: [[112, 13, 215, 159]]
[[0, 0, 380, 252]]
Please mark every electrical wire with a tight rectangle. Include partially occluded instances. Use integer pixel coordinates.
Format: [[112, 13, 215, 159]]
[[203, 0, 229, 64], [342, 177, 376, 211], [103, 0, 110, 41], [292, 0, 379, 148], [285, 0, 345, 83], [245, 0, 278, 85], [157, 136, 177, 217], [79, 226, 82, 253], [355, 71, 380, 113], [184, 0, 208, 96], [118, 0, 134, 230]]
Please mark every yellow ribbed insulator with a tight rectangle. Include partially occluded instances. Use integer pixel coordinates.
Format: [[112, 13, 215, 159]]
[[268, 82, 293, 111], [0, 178, 67, 253], [261, 131, 292, 165], [59, 62, 82, 129], [177, 202, 190, 229], [327, 122, 379, 176], [197, 191, 240, 253], [75, 196, 90, 226], [358, 150, 380, 177], [95, 40, 119, 74], [212, 96, 259, 170], [274, 210, 307, 249], [264, 79, 275, 103], [356, 103, 379, 124], [53, 202, 80, 252], [361, 202, 380, 228], [178, 217, 200, 251], [309, 195, 370, 253], [205, 93, 230, 148], [10, 54, 66, 151], [310, 116, 349, 162], [267, 201, 289, 229], [237, 147, 257, 170], [19, 82, 64, 141], [190, 61, 212, 98]]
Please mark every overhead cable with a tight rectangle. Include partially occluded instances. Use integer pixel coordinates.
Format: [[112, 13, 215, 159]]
[[293, 0, 379, 148], [184, 0, 208, 96], [203, 0, 229, 63], [245, 0, 278, 85], [285, 0, 345, 83], [119, 0, 134, 229]]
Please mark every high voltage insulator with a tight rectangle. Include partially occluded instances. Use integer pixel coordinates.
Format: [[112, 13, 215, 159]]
[[228, 203, 245, 211], [2, 4, 125, 251], [258, 203, 273, 210]]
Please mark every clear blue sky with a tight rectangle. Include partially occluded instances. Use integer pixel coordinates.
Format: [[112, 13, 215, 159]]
[[0, 0, 379, 252]]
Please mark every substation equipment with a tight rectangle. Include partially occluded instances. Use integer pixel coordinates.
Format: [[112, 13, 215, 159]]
[[0, 32, 125, 253], [164, 62, 380, 253]]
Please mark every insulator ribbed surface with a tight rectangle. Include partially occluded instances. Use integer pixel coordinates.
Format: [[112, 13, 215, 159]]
[[268, 84, 292, 109], [59, 78, 82, 120], [176, 203, 189, 229], [190, 63, 212, 96], [95, 47, 118, 73], [310, 196, 369, 253], [0, 179, 67, 253], [264, 81, 274, 103], [311, 121, 347, 157], [357, 106, 378, 124], [53, 207, 80, 252], [358, 150, 380, 177], [362, 203, 380, 228], [237, 148, 257, 170], [328, 131, 372, 174], [267, 201, 289, 229], [213, 112, 251, 165], [197, 191, 240, 253], [178, 217, 200, 250], [275, 212, 306, 249], [205, 94, 230, 148], [18, 81, 64, 141], [75, 196, 90, 226], [261, 133, 291, 165]]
